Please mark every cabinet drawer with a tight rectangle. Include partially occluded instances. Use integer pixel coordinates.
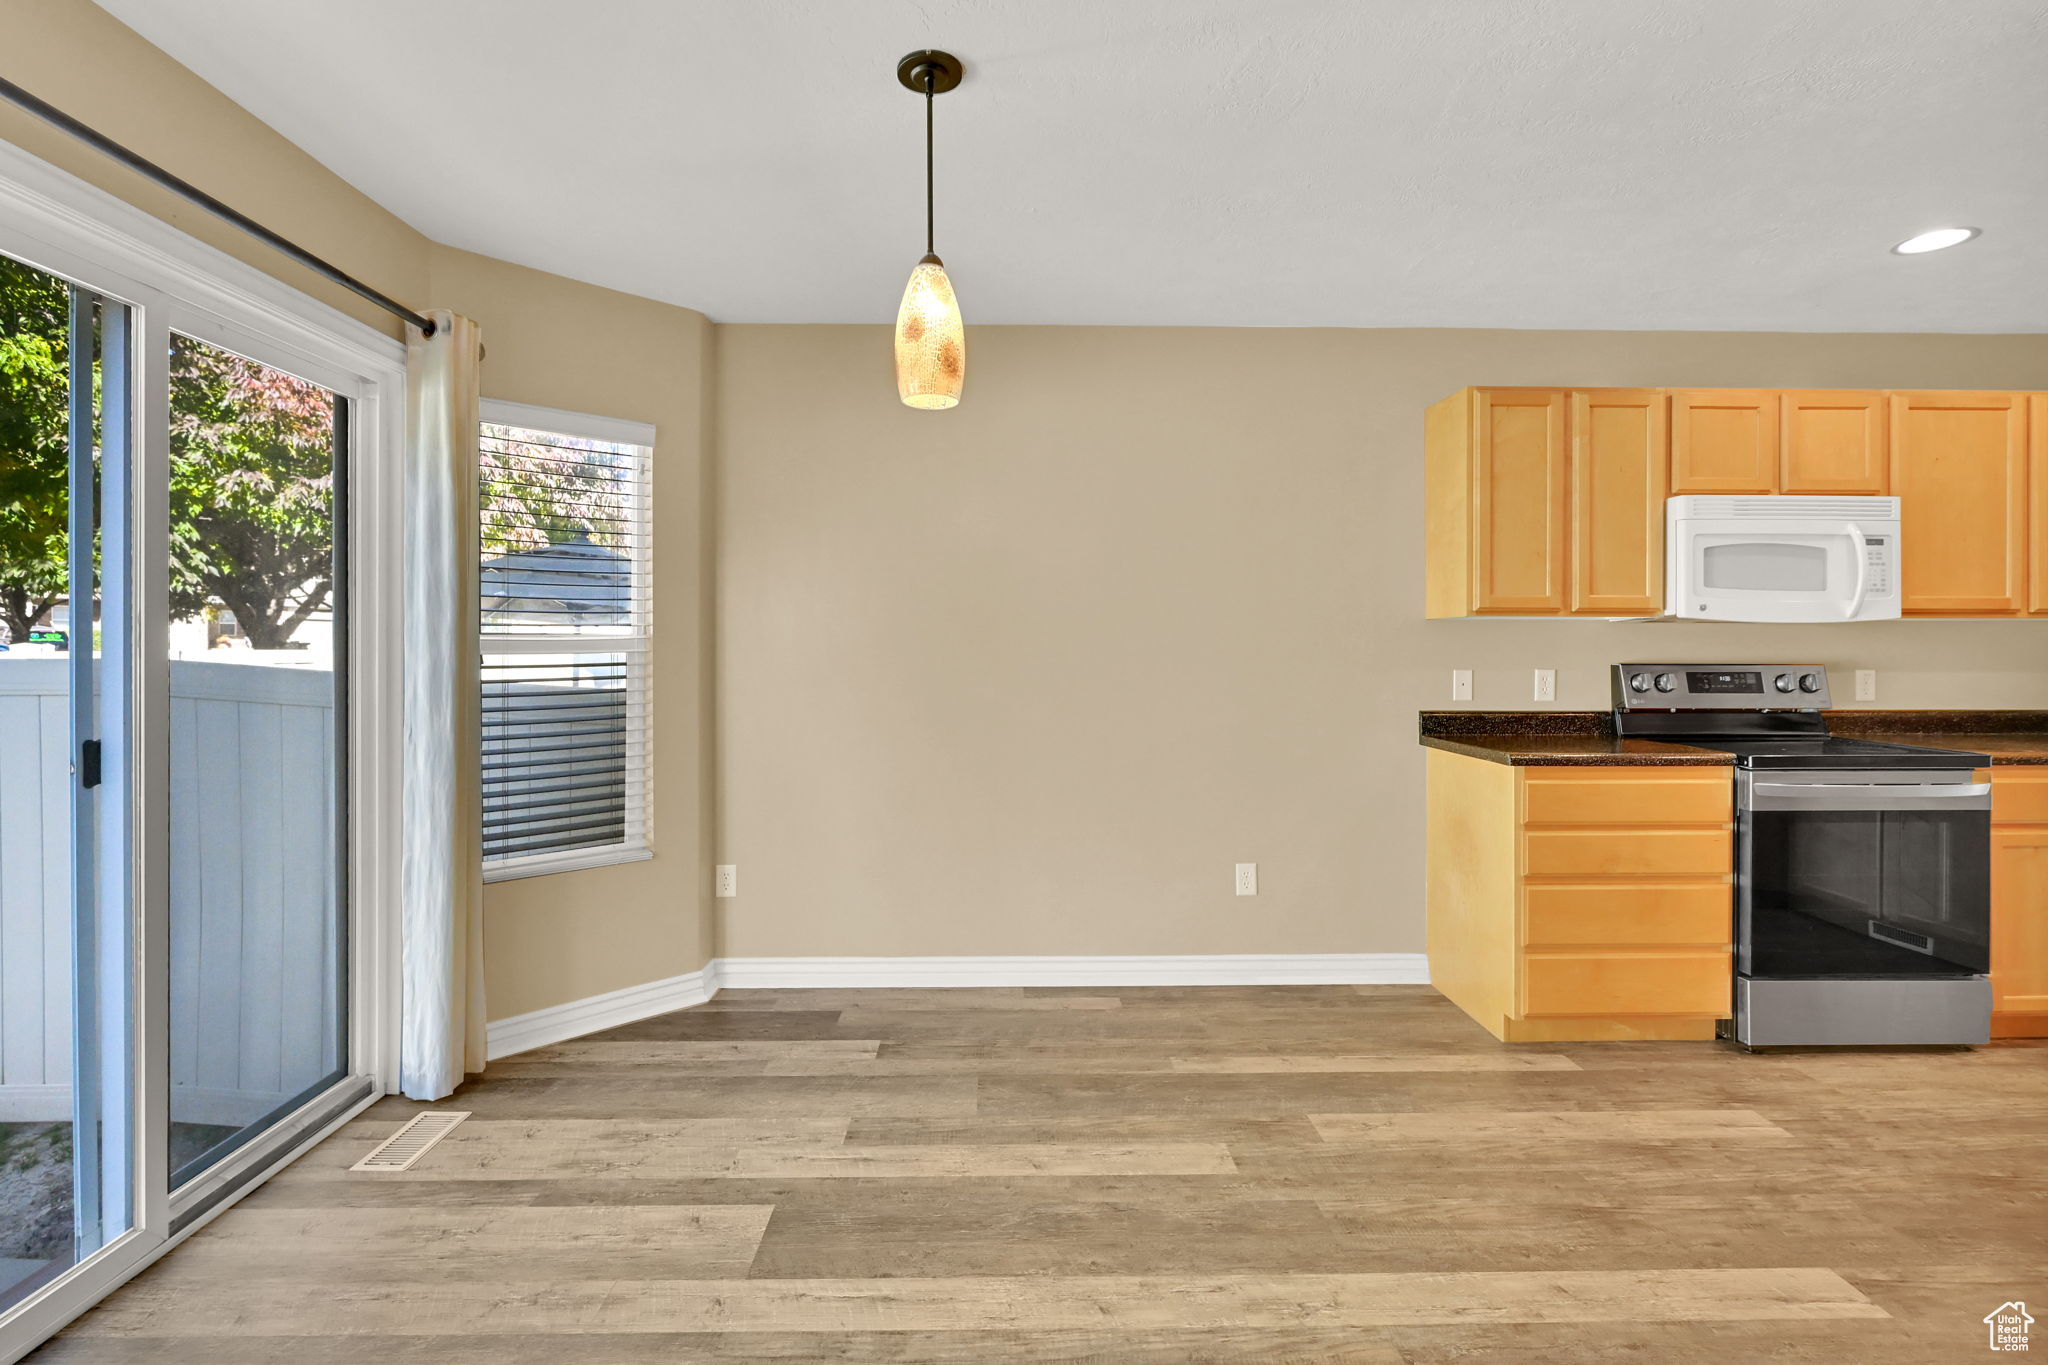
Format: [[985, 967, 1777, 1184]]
[[1523, 828, 1731, 878], [1523, 882, 1731, 948], [1522, 772, 1731, 826], [1991, 772, 2048, 824], [1522, 951, 1731, 1018]]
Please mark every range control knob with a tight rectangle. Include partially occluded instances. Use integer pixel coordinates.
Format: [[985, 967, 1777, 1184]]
[[1774, 672, 1798, 693], [1628, 672, 1651, 694], [1653, 672, 1678, 693], [1798, 672, 1823, 693]]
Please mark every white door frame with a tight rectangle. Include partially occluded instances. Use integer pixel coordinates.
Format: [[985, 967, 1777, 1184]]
[[0, 138, 406, 1361]]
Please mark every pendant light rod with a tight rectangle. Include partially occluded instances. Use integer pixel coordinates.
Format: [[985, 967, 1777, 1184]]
[[896, 49, 963, 260], [925, 70, 935, 256]]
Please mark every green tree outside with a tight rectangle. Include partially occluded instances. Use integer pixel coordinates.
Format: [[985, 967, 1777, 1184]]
[[0, 256, 72, 645], [168, 334, 337, 649], [0, 252, 342, 650]]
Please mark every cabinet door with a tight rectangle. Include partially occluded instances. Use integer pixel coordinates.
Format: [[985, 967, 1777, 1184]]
[[2032, 394, 2047, 616], [1671, 390, 1778, 494], [1991, 823, 2048, 1035], [1471, 388, 1568, 613], [1890, 392, 2028, 615], [1781, 390, 1887, 494], [1569, 390, 1668, 615]]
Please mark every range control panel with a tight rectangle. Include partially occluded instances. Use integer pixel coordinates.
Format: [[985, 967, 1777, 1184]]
[[1612, 663, 1832, 710]]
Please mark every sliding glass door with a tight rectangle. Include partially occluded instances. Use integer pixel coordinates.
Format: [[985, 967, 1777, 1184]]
[[0, 160, 400, 1353], [163, 332, 349, 1186], [0, 256, 132, 1314]]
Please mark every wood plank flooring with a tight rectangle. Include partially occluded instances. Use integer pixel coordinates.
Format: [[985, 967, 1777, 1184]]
[[30, 984, 2048, 1363]]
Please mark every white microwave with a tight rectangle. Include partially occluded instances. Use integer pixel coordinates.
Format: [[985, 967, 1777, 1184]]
[[1666, 495, 1901, 622]]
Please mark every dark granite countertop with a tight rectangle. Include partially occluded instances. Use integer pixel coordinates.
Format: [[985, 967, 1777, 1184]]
[[1420, 711, 2048, 767]]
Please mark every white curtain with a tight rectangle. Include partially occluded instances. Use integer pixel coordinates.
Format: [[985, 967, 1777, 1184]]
[[401, 309, 486, 1100]]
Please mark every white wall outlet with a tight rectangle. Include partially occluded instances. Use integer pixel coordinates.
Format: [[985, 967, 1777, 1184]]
[[1235, 863, 1257, 896], [1533, 668, 1556, 702], [1854, 669, 1877, 702], [715, 864, 738, 898], [1450, 669, 1473, 702]]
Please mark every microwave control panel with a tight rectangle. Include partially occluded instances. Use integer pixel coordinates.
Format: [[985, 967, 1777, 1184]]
[[1613, 664, 1832, 710], [1862, 535, 1893, 598]]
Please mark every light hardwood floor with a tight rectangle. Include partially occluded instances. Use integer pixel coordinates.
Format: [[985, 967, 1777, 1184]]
[[30, 984, 2048, 1362]]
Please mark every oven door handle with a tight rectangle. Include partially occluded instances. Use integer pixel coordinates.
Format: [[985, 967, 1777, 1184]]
[[1842, 524, 1870, 621], [1750, 782, 1991, 797]]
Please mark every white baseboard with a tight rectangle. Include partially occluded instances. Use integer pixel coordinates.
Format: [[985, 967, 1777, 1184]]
[[713, 953, 1431, 990], [484, 953, 1429, 1059], [486, 965, 716, 1060]]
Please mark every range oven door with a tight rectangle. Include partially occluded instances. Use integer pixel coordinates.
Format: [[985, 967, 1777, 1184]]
[[1738, 769, 1991, 979], [1668, 517, 1899, 622]]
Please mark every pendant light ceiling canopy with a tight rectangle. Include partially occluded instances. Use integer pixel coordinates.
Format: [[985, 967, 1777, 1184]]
[[893, 49, 965, 411]]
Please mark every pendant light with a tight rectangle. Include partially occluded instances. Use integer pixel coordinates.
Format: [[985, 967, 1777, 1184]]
[[894, 50, 965, 410]]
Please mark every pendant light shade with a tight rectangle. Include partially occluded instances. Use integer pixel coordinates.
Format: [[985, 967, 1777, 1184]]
[[893, 50, 966, 410], [896, 252, 964, 409]]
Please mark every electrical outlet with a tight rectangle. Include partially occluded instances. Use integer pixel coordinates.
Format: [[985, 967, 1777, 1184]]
[[1450, 669, 1473, 702], [1533, 669, 1556, 702], [1235, 863, 1257, 896], [715, 864, 738, 898], [1854, 669, 1877, 702]]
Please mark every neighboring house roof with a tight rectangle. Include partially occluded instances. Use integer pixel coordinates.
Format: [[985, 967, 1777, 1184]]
[[480, 534, 630, 626]]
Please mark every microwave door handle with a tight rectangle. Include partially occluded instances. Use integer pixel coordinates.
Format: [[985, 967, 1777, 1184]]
[[1842, 524, 1870, 621]]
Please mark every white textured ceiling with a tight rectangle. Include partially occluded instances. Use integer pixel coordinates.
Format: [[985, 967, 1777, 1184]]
[[93, 0, 2048, 329]]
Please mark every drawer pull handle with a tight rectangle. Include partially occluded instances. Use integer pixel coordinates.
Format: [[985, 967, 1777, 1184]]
[[1868, 921, 1934, 955]]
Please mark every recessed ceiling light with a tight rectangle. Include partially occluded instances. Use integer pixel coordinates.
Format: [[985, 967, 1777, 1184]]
[[1892, 227, 1980, 255]]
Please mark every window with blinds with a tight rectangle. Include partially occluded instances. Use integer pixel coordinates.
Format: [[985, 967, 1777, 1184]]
[[478, 405, 654, 878]]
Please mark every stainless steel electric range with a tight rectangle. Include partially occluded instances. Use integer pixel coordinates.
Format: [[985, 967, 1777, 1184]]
[[1613, 664, 1993, 1048]]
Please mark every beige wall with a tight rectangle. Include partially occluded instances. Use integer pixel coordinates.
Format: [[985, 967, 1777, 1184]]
[[432, 247, 716, 1018], [3, 0, 717, 1019], [0, 0, 428, 339], [10, 0, 2048, 997], [714, 325, 2048, 959]]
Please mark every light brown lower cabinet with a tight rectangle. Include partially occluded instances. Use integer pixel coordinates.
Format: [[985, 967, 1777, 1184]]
[[1427, 752, 1733, 1042], [1988, 768, 2048, 1039]]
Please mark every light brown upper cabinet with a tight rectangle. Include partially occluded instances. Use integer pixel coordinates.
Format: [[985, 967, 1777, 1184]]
[[2033, 394, 2048, 616], [1674, 389, 1888, 495], [1780, 390, 1888, 494], [1570, 390, 1668, 615], [1670, 390, 1777, 494], [1890, 391, 2029, 615], [1427, 386, 2041, 619], [1426, 388, 1568, 616]]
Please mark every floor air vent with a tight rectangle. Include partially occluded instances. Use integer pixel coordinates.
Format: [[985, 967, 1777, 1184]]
[[349, 1110, 470, 1172]]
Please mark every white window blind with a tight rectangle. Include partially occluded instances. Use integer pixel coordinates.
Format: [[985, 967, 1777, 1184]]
[[478, 402, 654, 879]]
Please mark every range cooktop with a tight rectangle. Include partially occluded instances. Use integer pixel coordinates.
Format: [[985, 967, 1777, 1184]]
[[1610, 662, 1989, 770], [1677, 736, 1990, 771]]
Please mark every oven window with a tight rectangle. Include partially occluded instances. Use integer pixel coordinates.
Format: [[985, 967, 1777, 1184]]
[[1744, 809, 1990, 978], [1703, 541, 1829, 592]]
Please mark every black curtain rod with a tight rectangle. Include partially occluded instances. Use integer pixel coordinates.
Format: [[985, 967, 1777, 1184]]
[[0, 75, 437, 336]]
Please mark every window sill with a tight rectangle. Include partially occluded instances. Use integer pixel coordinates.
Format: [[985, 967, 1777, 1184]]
[[483, 844, 653, 883]]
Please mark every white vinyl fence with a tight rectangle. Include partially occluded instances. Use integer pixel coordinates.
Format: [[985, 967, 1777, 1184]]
[[0, 657, 340, 1125]]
